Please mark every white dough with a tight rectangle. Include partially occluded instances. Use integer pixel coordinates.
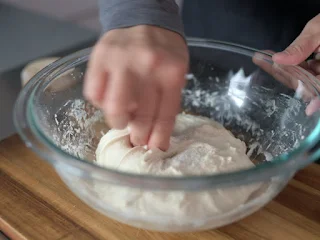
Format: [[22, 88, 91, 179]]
[[94, 114, 260, 222]]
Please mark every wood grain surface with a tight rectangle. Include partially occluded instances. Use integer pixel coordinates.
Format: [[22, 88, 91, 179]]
[[0, 135, 320, 240]]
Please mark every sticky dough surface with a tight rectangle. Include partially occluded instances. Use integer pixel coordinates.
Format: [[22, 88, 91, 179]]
[[95, 114, 260, 219]]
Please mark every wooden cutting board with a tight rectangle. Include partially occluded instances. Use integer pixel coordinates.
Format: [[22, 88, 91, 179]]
[[0, 135, 320, 240]]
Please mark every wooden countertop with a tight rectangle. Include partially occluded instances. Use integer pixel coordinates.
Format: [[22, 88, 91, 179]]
[[0, 135, 320, 240]]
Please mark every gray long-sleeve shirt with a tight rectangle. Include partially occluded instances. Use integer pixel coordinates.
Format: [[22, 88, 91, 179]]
[[98, 0, 319, 51], [98, 0, 184, 37]]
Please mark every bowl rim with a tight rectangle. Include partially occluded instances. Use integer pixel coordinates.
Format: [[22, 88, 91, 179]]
[[13, 38, 320, 191]]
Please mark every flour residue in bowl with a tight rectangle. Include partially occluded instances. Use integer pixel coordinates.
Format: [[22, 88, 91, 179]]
[[182, 68, 307, 161], [52, 99, 107, 160]]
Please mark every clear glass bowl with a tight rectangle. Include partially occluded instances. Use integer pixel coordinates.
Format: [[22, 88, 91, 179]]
[[14, 38, 320, 232]]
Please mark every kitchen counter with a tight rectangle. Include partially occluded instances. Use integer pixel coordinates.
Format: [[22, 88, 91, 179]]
[[0, 135, 320, 240]]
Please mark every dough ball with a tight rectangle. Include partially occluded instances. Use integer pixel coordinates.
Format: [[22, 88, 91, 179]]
[[93, 114, 261, 222]]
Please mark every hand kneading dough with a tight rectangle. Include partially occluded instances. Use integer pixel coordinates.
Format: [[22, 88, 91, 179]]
[[94, 114, 260, 222]]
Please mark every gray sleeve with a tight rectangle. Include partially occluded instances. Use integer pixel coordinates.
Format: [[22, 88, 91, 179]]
[[98, 0, 185, 37]]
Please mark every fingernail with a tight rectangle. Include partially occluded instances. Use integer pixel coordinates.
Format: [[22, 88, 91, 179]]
[[305, 106, 312, 116], [305, 98, 320, 116]]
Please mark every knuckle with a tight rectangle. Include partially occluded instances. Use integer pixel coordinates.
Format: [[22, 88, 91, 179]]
[[110, 45, 125, 55], [171, 63, 187, 76], [164, 66, 186, 88], [316, 33, 320, 45], [89, 46, 107, 67], [305, 19, 319, 34], [155, 116, 175, 127], [288, 44, 305, 55], [95, 40, 124, 58], [141, 48, 162, 68], [92, 43, 106, 57], [170, 58, 188, 74], [134, 113, 154, 124], [166, 78, 185, 89]]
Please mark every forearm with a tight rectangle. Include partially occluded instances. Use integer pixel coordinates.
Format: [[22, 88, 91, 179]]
[[98, 0, 184, 37]]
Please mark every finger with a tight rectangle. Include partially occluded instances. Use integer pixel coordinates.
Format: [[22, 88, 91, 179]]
[[148, 84, 182, 151], [306, 97, 320, 116], [103, 69, 137, 129], [272, 35, 319, 65], [255, 49, 310, 70], [305, 75, 320, 116], [129, 83, 159, 147], [261, 49, 276, 55], [299, 60, 309, 70], [253, 51, 319, 105], [253, 52, 298, 90], [83, 47, 108, 108], [252, 51, 274, 72], [308, 59, 320, 75], [273, 13, 320, 65]]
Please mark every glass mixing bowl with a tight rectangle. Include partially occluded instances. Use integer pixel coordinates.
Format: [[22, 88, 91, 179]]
[[14, 38, 320, 232]]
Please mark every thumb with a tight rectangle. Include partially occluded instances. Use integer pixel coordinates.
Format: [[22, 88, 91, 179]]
[[273, 35, 318, 65]]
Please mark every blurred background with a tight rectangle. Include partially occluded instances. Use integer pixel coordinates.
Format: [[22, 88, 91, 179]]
[[0, 0, 101, 140]]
